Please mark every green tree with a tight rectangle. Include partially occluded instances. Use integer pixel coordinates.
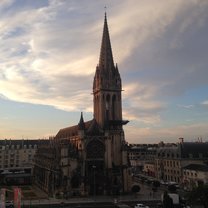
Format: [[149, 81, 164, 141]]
[[131, 184, 141, 193], [162, 191, 173, 208], [131, 184, 141, 198], [186, 184, 208, 208], [152, 180, 160, 188], [152, 180, 160, 192], [168, 184, 177, 193]]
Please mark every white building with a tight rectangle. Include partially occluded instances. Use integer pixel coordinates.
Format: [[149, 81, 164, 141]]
[[183, 164, 208, 190]]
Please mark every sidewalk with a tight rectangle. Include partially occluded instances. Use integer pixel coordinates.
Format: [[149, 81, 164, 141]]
[[22, 192, 161, 206]]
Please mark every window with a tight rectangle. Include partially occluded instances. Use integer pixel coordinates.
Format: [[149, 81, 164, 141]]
[[86, 139, 105, 159]]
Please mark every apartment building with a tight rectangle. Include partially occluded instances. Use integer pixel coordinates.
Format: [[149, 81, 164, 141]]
[[183, 164, 208, 190], [128, 144, 158, 174], [155, 140, 208, 184], [0, 139, 49, 185]]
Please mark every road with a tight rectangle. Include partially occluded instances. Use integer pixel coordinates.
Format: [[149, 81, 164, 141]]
[[21, 178, 163, 208], [21, 200, 161, 208]]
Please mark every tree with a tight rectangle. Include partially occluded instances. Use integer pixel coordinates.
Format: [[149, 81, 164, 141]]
[[152, 180, 160, 188], [152, 180, 160, 192], [70, 168, 81, 188], [168, 184, 177, 193], [131, 184, 141, 197], [70, 174, 80, 188], [186, 184, 208, 208], [162, 191, 174, 208]]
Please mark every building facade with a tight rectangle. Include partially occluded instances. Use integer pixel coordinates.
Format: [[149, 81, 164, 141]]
[[182, 164, 208, 190], [33, 13, 132, 197], [128, 144, 157, 174], [155, 140, 208, 184], [0, 139, 48, 185]]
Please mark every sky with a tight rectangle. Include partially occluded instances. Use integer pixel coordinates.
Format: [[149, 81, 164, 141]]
[[1, 0, 208, 143]]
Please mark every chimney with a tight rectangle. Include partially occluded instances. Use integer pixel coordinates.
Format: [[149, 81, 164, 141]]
[[179, 137, 184, 144]]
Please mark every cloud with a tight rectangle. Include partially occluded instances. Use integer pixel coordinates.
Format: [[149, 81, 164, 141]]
[[126, 123, 208, 144], [122, 82, 166, 125], [201, 101, 208, 106], [0, 0, 14, 10], [177, 104, 194, 109], [1, 0, 208, 140]]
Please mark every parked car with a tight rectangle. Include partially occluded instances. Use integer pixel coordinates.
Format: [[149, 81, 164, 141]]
[[115, 204, 131, 208], [134, 203, 149, 208], [5, 201, 14, 208]]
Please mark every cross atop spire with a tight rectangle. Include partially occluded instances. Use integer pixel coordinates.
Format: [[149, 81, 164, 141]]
[[99, 12, 114, 70]]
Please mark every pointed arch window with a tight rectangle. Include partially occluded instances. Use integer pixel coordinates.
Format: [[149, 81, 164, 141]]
[[106, 94, 110, 120], [86, 139, 105, 159], [112, 94, 116, 120]]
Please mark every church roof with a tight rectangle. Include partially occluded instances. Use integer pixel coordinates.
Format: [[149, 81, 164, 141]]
[[55, 118, 103, 139], [87, 118, 103, 136], [55, 120, 92, 139], [99, 12, 114, 70]]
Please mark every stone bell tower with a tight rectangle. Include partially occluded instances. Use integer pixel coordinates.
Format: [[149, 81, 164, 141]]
[[92, 13, 130, 193], [93, 13, 122, 129]]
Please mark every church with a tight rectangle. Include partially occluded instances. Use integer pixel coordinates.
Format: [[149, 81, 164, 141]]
[[33, 13, 132, 197]]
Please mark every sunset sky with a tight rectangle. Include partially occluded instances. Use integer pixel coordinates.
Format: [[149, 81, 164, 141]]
[[1, 0, 208, 143]]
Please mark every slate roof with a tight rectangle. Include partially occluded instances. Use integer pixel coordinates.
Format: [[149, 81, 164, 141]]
[[157, 146, 179, 158], [183, 164, 208, 172], [55, 119, 104, 139], [156, 142, 208, 159], [86, 119, 103, 136], [180, 142, 208, 158], [0, 139, 49, 148]]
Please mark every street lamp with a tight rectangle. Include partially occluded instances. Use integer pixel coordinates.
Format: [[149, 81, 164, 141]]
[[92, 165, 96, 200]]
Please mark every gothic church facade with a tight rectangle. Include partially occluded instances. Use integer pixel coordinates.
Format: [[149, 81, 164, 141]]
[[34, 14, 131, 196]]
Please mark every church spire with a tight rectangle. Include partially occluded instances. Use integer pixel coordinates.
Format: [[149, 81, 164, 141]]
[[99, 12, 114, 70], [93, 13, 122, 128], [78, 112, 85, 130]]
